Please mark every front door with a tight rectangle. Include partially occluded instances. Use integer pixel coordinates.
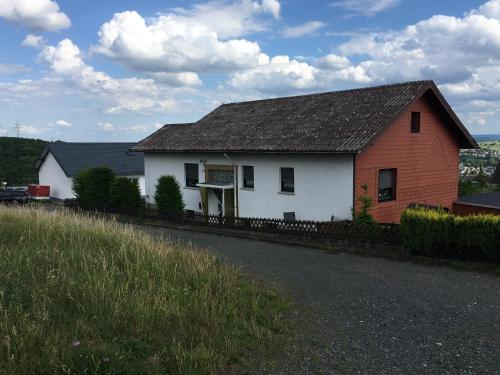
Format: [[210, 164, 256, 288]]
[[207, 189, 223, 217]]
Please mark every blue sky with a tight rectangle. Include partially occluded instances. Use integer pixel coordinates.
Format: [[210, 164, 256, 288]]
[[0, 0, 498, 141]]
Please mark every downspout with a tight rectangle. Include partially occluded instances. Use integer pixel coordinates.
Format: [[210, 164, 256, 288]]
[[223, 153, 239, 217], [352, 153, 356, 220]]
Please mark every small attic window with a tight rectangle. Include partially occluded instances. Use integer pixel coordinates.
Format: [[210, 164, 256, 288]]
[[411, 111, 421, 133]]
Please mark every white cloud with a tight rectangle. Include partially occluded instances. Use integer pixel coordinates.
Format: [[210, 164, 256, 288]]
[[93, 1, 281, 74], [53, 119, 71, 127], [261, 0, 281, 20], [228, 55, 318, 94], [281, 21, 326, 38], [20, 125, 44, 134], [0, 63, 30, 74], [316, 53, 351, 70], [330, 0, 399, 17], [149, 72, 202, 87], [338, 0, 500, 86], [0, 0, 70, 31], [22, 34, 46, 48], [39, 39, 186, 113], [98, 122, 114, 131]]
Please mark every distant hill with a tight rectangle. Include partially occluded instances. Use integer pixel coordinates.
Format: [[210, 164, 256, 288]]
[[0, 137, 46, 185], [473, 134, 500, 142]]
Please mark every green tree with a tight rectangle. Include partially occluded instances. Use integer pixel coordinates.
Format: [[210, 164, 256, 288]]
[[72, 166, 115, 207], [353, 183, 376, 225], [154, 175, 185, 213], [110, 177, 143, 210], [0, 137, 46, 185]]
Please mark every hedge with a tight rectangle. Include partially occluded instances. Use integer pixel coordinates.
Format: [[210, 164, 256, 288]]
[[110, 177, 143, 210], [400, 208, 500, 263]]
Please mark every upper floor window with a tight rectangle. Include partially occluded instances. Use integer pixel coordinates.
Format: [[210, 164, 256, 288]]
[[411, 111, 421, 133], [378, 169, 397, 202], [185, 163, 199, 188], [242, 166, 254, 189], [280, 167, 294, 193]]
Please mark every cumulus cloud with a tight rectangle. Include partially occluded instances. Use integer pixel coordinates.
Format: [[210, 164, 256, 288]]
[[22, 34, 46, 48], [93, 1, 281, 74], [0, 0, 70, 31], [228, 55, 318, 94], [53, 119, 71, 127], [330, 0, 399, 17], [38, 39, 190, 113], [338, 0, 500, 87], [281, 21, 326, 38]]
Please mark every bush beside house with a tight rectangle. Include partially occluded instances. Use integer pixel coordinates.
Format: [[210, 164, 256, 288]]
[[72, 167, 143, 210], [73, 167, 115, 207], [401, 208, 500, 263], [110, 177, 142, 210], [154, 175, 185, 213]]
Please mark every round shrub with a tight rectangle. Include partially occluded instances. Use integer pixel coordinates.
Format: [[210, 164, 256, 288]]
[[110, 177, 143, 210], [154, 175, 185, 213], [72, 166, 115, 207]]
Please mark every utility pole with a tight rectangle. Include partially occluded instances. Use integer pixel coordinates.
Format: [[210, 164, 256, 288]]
[[15, 121, 20, 138]]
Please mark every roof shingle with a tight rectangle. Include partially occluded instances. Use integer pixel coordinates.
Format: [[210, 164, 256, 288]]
[[133, 81, 477, 153], [36, 142, 144, 177]]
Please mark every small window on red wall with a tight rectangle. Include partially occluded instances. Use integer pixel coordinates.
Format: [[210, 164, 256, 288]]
[[378, 169, 397, 202], [411, 111, 421, 133]]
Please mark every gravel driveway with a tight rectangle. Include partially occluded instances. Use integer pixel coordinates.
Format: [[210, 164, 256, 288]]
[[140, 225, 500, 375]]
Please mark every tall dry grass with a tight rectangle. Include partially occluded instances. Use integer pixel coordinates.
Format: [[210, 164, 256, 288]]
[[0, 206, 289, 374]]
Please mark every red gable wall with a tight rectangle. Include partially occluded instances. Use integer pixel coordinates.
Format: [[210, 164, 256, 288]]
[[354, 94, 460, 223]]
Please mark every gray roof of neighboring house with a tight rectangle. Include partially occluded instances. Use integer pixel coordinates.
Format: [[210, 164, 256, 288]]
[[132, 80, 477, 154], [456, 192, 500, 209], [35, 142, 144, 177]]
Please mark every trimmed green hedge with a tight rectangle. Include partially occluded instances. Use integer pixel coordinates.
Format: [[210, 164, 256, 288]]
[[401, 208, 500, 263]]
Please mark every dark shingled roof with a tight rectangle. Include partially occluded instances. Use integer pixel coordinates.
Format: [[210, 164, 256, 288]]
[[133, 80, 477, 153], [457, 192, 500, 209], [35, 142, 144, 177]]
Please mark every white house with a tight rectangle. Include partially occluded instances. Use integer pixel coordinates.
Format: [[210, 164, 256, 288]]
[[132, 81, 477, 223], [35, 142, 145, 200]]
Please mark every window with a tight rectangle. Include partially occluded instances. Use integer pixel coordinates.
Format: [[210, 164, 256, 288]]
[[280, 167, 294, 193], [378, 169, 397, 202], [242, 166, 254, 188], [411, 111, 421, 133], [185, 163, 199, 187]]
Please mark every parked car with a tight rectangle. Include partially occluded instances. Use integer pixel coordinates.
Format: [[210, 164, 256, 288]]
[[0, 190, 31, 204]]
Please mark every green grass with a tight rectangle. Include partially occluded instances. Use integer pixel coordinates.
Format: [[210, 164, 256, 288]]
[[0, 206, 290, 374]]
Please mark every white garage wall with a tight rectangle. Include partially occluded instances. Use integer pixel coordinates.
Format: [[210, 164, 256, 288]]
[[38, 152, 74, 200], [144, 152, 354, 221]]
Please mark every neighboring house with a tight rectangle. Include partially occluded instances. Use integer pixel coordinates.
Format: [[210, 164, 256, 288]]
[[35, 142, 145, 200], [453, 192, 500, 216], [133, 81, 477, 223]]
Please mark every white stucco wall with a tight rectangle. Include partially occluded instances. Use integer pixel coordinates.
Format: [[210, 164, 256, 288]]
[[126, 175, 146, 196], [38, 152, 146, 200], [144, 152, 354, 221], [38, 152, 74, 200]]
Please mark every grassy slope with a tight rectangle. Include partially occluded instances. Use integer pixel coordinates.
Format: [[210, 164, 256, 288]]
[[0, 137, 46, 185], [0, 207, 289, 374]]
